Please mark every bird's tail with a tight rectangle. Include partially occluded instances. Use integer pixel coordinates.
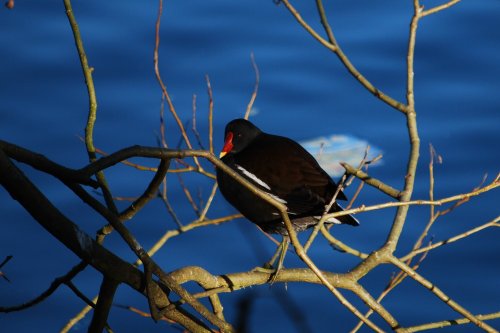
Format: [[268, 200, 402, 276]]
[[326, 202, 360, 226]]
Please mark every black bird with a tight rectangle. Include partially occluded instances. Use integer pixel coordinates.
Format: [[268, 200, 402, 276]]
[[216, 118, 359, 237]]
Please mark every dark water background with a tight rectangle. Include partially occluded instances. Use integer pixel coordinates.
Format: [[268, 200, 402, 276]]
[[1, 1, 499, 332]]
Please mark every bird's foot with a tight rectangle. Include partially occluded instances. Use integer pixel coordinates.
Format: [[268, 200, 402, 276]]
[[252, 264, 283, 283], [252, 265, 276, 274], [252, 236, 290, 283]]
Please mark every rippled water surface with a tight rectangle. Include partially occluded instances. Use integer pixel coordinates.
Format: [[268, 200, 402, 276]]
[[1, 1, 499, 332]]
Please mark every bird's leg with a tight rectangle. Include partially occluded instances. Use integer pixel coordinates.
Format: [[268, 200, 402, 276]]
[[269, 236, 289, 283], [264, 241, 283, 269], [253, 236, 290, 283]]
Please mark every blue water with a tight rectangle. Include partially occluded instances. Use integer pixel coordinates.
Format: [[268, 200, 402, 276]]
[[1, 1, 499, 332]]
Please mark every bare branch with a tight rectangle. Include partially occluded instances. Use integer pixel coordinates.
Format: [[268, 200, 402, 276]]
[[401, 216, 500, 261], [87, 277, 118, 332], [277, 208, 388, 331], [191, 94, 206, 150], [320, 227, 368, 259], [153, 0, 204, 172], [320, 175, 499, 223], [390, 256, 498, 332], [405, 311, 500, 332], [119, 159, 169, 220], [0, 255, 12, 282], [422, 0, 461, 17], [341, 162, 401, 199], [244, 52, 260, 120], [280, 0, 408, 113], [63, 0, 117, 213], [0, 262, 86, 313], [205, 75, 214, 154]]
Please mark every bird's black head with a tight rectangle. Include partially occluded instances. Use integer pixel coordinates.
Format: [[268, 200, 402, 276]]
[[219, 118, 262, 158]]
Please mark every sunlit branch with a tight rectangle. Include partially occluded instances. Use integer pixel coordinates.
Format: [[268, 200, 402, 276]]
[[280, 0, 408, 113], [404, 311, 500, 332], [341, 162, 401, 199], [206, 75, 214, 155], [422, 0, 461, 17], [244, 52, 260, 120], [320, 176, 499, 223], [401, 216, 500, 261], [390, 256, 497, 332], [63, 0, 117, 213]]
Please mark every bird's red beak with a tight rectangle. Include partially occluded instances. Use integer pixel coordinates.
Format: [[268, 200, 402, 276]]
[[219, 132, 234, 158]]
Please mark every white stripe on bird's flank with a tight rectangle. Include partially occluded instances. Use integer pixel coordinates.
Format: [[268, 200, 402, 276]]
[[314, 216, 343, 224], [336, 202, 360, 225], [235, 164, 271, 190], [235, 164, 288, 204], [314, 203, 360, 225]]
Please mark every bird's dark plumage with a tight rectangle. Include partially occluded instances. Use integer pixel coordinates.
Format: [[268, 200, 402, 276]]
[[216, 118, 359, 235]]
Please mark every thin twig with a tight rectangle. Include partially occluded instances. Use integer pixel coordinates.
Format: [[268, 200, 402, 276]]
[[320, 227, 368, 259], [351, 250, 429, 332], [320, 176, 500, 223], [96, 144, 215, 178], [175, 162, 200, 215], [191, 94, 205, 149], [401, 216, 500, 261], [206, 75, 214, 154], [160, 178, 183, 228], [117, 305, 175, 323], [390, 255, 497, 332], [197, 182, 219, 222], [303, 146, 371, 252], [60, 300, 96, 333], [0, 262, 87, 313], [404, 311, 500, 332], [345, 164, 368, 210], [153, 0, 202, 170], [159, 93, 168, 148], [244, 52, 260, 120], [119, 159, 169, 220], [95, 147, 158, 171], [0, 255, 12, 269], [139, 214, 243, 262], [303, 172, 348, 252], [422, 0, 461, 17], [406, 145, 443, 262], [341, 162, 401, 199], [280, 0, 408, 113], [278, 209, 387, 331], [66, 281, 97, 309]]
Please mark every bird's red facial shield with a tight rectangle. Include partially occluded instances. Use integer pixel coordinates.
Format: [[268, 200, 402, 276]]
[[219, 132, 234, 158]]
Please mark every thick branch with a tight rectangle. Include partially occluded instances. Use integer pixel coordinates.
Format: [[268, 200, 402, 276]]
[[67, 182, 234, 332], [390, 256, 498, 332], [88, 277, 119, 333], [382, 3, 421, 253], [0, 149, 213, 333], [0, 140, 98, 188], [63, 0, 117, 214], [341, 162, 401, 198]]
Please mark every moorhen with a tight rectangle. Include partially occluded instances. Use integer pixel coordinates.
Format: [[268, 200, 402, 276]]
[[216, 119, 359, 275]]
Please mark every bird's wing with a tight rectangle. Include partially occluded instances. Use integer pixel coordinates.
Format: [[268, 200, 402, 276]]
[[282, 185, 327, 215], [234, 134, 347, 211]]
